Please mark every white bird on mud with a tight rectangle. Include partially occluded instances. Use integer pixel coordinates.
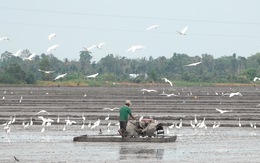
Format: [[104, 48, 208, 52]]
[[126, 45, 145, 53], [175, 119, 182, 129], [82, 113, 86, 122], [238, 118, 241, 127], [57, 114, 60, 123], [88, 121, 91, 128], [41, 126, 45, 132], [53, 73, 67, 81], [213, 121, 220, 129], [36, 110, 50, 115], [38, 69, 55, 74], [162, 78, 172, 86], [190, 120, 196, 128], [177, 26, 188, 35], [47, 44, 59, 53], [229, 92, 242, 98], [185, 61, 202, 67], [165, 93, 178, 97], [194, 114, 198, 125], [146, 24, 160, 31], [105, 114, 110, 121], [85, 73, 99, 79], [102, 107, 119, 111], [91, 119, 101, 129], [198, 117, 207, 129], [215, 108, 232, 114], [48, 33, 56, 40], [141, 89, 158, 93], [30, 117, 33, 126], [81, 122, 85, 129], [169, 122, 175, 129]]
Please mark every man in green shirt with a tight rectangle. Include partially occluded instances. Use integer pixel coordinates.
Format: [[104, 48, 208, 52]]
[[118, 100, 135, 137]]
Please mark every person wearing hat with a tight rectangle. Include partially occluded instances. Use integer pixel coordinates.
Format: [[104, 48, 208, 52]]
[[118, 100, 136, 137]]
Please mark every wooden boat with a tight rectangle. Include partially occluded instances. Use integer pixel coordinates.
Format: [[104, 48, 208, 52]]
[[73, 134, 177, 143]]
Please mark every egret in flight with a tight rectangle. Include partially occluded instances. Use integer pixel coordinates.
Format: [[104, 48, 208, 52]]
[[53, 73, 67, 81], [85, 73, 99, 79], [47, 44, 59, 53], [185, 61, 202, 67], [126, 45, 145, 53], [146, 24, 160, 31], [48, 33, 56, 40], [177, 26, 188, 35]]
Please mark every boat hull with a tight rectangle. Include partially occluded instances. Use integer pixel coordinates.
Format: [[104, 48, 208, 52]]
[[73, 134, 177, 143]]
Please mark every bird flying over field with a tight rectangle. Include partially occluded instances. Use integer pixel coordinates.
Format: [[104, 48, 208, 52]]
[[253, 77, 260, 82], [215, 108, 232, 114], [85, 73, 99, 79], [102, 107, 120, 111], [24, 53, 36, 61], [54, 73, 67, 81], [229, 92, 242, 98], [141, 89, 158, 93], [162, 78, 173, 86]]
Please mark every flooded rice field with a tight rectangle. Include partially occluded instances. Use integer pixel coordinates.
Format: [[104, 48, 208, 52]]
[[0, 85, 260, 162]]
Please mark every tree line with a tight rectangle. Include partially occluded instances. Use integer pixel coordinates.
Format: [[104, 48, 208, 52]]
[[1, 49, 260, 84]]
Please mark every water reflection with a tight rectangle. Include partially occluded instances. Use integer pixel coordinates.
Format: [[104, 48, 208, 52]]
[[119, 145, 164, 160]]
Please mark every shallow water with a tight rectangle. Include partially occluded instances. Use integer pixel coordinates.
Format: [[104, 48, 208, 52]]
[[1, 125, 259, 163]]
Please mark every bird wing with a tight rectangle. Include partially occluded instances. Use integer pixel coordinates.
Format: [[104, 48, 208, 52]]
[[215, 108, 223, 113], [180, 26, 188, 34]]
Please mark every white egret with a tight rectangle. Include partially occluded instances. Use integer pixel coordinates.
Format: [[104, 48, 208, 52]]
[[24, 53, 36, 61], [85, 73, 99, 79], [162, 78, 172, 86], [238, 118, 241, 127], [213, 121, 220, 129], [47, 44, 59, 53], [126, 45, 145, 53], [105, 114, 110, 121], [229, 92, 242, 97], [102, 107, 119, 111], [30, 117, 33, 126], [169, 122, 175, 129], [215, 108, 232, 114], [175, 119, 182, 129], [13, 49, 22, 57], [81, 122, 85, 129], [146, 24, 160, 31], [96, 42, 106, 49], [38, 69, 55, 74], [88, 121, 91, 128], [177, 26, 188, 35], [141, 89, 158, 93], [82, 113, 86, 122], [48, 33, 56, 40], [53, 73, 67, 81], [36, 110, 50, 115], [83, 45, 96, 52], [190, 120, 196, 128], [57, 114, 60, 123], [0, 37, 10, 41], [185, 61, 202, 67], [253, 77, 260, 81]]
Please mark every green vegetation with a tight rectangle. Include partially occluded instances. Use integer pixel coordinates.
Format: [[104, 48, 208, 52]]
[[1, 50, 260, 86]]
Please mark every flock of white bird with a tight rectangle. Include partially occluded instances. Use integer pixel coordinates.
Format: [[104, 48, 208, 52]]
[[2, 108, 118, 135], [1, 82, 260, 136]]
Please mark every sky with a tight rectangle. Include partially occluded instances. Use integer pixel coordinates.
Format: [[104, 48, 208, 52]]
[[0, 0, 260, 62]]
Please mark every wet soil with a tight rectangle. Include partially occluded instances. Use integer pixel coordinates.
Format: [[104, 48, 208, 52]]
[[0, 85, 260, 162]]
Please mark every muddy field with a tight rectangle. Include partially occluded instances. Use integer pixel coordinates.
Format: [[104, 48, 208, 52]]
[[0, 85, 260, 162]]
